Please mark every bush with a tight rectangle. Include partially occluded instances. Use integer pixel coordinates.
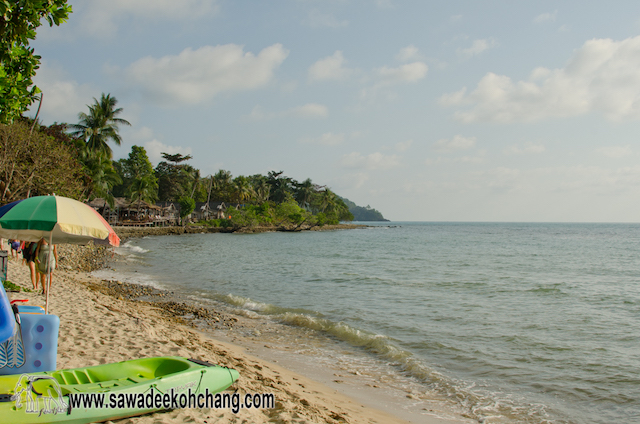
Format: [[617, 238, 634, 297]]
[[178, 196, 195, 221]]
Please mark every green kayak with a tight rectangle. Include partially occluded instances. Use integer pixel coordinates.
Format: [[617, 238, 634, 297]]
[[0, 356, 239, 423]]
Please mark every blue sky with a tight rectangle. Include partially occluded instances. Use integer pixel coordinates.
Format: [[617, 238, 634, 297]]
[[27, 0, 640, 221]]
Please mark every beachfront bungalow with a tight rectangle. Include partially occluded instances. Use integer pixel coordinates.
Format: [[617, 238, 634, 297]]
[[88, 198, 174, 227], [87, 197, 128, 225], [155, 202, 180, 226], [192, 201, 227, 221], [122, 199, 161, 226], [87, 198, 229, 226]]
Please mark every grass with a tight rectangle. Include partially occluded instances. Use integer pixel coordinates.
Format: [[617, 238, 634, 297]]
[[2, 280, 31, 292]]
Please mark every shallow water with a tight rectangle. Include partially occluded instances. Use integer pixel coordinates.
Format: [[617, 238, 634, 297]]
[[96, 222, 640, 423]]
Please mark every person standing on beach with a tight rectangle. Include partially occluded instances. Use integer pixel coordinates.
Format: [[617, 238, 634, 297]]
[[22, 241, 39, 290], [9, 239, 22, 259], [35, 238, 58, 295]]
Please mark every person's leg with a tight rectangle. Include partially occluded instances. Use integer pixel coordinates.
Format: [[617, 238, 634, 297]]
[[29, 262, 37, 290], [39, 272, 46, 294]]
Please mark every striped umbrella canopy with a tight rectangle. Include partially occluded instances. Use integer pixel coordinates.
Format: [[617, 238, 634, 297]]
[[0, 195, 120, 314], [0, 195, 119, 247]]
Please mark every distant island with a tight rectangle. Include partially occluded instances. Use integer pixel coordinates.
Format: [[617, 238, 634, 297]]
[[339, 197, 389, 221]]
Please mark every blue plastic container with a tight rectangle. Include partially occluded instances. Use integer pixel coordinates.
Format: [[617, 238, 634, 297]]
[[16, 305, 45, 314], [0, 278, 15, 345], [0, 313, 60, 374]]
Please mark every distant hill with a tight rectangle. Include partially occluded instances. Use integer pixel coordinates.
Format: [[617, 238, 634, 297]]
[[339, 197, 389, 221]]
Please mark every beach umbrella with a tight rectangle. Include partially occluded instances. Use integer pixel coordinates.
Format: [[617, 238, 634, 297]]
[[0, 195, 120, 313], [0, 195, 120, 246]]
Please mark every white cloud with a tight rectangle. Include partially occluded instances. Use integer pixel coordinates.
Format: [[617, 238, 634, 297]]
[[533, 10, 558, 24], [478, 167, 521, 192], [121, 44, 289, 105], [376, 62, 428, 84], [77, 0, 220, 37], [361, 61, 428, 98], [130, 126, 154, 140], [292, 103, 329, 118], [395, 139, 413, 152], [331, 172, 369, 190], [248, 103, 328, 120], [247, 105, 269, 120], [441, 36, 640, 123], [308, 51, 355, 82], [425, 150, 486, 165], [144, 139, 193, 165], [457, 38, 497, 59], [595, 145, 633, 158], [307, 10, 348, 28], [396, 45, 422, 62], [28, 61, 99, 123], [433, 135, 476, 153], [504, 143, 546, 155], [300, 132, 345, 146], [339, 152, 401, 170], [438, 88, 468, 106]]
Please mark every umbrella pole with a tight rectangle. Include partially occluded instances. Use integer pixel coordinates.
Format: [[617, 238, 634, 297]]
[[45, 233, 53, 314]]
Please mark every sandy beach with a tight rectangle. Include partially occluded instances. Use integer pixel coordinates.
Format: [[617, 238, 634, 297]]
[[3, 246, 473, 424]]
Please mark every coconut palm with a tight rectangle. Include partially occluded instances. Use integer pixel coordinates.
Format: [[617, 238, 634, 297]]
[[295, 178, 316, 210], [128, 175, 157, 216], [232, 176, 253, 204], [82, 149, 122, 207], [212, 169, 233, 201], [254, 179, 271, 203], [319, 188, 337, 213], [70, 93, 131, 158]]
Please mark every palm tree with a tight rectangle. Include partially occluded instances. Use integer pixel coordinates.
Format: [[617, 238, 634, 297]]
[[82, 149, 122, 207], [295, 178, 316, 210], [188, 168, 201, 199], [213, 169, 233, 201], [233, 176, 253, 204], [319, 188, 337, 213], [70, 93, 131, 158], [254, 179, 271, 203], [128, 175, 156, 217]]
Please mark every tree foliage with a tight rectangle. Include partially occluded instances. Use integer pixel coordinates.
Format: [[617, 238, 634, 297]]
[[0, 119, 83, 202], [339, 196, 388, 221], [0, 0, 72, 124], [113, 145, 157, 203], [155, 152, 199, 202], [69, 93, 131, 158], [178, 196, 195, 221]]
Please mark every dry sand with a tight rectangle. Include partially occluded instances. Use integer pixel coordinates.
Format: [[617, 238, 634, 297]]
[[4, 256, 473, 424]]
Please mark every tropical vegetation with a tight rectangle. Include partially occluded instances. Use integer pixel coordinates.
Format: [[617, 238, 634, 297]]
[[0, 5, 373, 229], [0, 97, 356, 229], [0, 0, 72, 124], [339, 197, 388, 221]]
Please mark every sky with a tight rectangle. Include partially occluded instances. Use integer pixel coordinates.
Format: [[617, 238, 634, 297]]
[[26, 0, 640, 222]]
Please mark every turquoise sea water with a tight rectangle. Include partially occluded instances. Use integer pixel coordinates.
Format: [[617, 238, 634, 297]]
[[101, 223, 640, 423]]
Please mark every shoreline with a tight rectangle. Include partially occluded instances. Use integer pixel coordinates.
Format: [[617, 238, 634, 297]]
[[6, 257, 418, 423], [114, 223, 369, 240], [4, 231, 475, 423]]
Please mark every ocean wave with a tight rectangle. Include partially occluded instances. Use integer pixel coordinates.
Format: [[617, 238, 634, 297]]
[[214, 294, 561, 423], [89, 269, 164, 290], [123, 241, 150, 254]]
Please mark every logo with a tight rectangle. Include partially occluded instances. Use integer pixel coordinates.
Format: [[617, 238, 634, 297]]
[[12, 374, 68, 416]]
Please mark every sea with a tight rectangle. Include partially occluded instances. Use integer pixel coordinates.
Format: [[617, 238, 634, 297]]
[[93, 222, 640, 424]]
